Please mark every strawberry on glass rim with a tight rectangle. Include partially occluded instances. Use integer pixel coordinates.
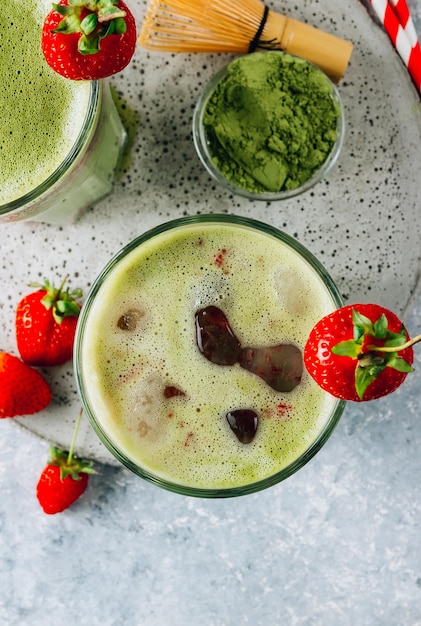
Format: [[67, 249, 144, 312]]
[[41, 0, 137, 80], [304, 303, 420, 402]]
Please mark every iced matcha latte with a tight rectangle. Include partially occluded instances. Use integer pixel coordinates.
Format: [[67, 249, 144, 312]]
[[0, 0, 126, 224], [75, 215, 345, 496]]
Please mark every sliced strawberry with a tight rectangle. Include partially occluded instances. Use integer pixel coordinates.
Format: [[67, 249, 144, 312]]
[[0, 352, 52, 418], [304, 304, 416, 402], [15, 277, 82, 367], [41, 0, 137, 80]]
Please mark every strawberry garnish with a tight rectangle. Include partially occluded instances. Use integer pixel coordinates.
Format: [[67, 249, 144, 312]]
[[15, 277, 83, 367], [36, 410, 96, 514], [41, 0, 137, 80], [0, 352, 52, 418], [304, 303, 420, 402]]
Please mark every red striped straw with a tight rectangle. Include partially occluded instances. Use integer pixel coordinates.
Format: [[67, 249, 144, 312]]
[[389, 0, 418, 45], [369, 0, 421, 93]]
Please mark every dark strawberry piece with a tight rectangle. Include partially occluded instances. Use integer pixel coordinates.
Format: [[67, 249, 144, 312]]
[[239, 344, 303, 392], [164, 385, 186, 398], [226, 409, 258, 444], [195, 305, 303, 391], [195, 306, 241, 365]]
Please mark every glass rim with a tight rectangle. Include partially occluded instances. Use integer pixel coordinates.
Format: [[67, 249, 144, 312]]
[[0, 80, 100, 216], [192, 52, 346, 201], [74, 213, 346, 498]]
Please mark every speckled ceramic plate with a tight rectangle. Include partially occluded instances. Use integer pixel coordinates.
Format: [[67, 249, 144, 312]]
[[2, 0, 420, 464]]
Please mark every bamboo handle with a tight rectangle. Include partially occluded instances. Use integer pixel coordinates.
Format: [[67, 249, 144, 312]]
[[263, 13, 353, 82]]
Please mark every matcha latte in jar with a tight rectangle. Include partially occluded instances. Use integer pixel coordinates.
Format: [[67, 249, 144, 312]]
[[0, 0, 127, 224], [75, 215, 345, 497]]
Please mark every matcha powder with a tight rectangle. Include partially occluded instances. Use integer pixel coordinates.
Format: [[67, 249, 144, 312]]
[[202, 52, 342, 194]]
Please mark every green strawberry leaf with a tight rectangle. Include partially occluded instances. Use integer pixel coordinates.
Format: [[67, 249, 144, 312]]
[[52, 14, 82, 34], [49, 0, 128, 56], [98, 6, 126, 21], [55, 299, 81, 318], [31, 278, 82, 323], [78, 32, 101, 54], [68, 0, 104, 8], [113, 16, 127, 34], [373, 314, 388, 339], [354, 348, 413, 399], [52, 3, 79, 16], [331, 339, 361, 358], [355, 362, 386, 399], [385, 354, 414, 373], [81, 13, 98, 35], [352, 309, 374, 341], [383, 326, 408, 347]]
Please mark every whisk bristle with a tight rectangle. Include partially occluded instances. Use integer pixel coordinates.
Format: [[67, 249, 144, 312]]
[[138, 0, 353, 82], [139, 0, 273, 52]]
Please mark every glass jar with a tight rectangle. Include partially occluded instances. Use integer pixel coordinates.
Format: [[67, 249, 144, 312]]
[[75, 214, 345, 497], [0, 80, 126, 224]]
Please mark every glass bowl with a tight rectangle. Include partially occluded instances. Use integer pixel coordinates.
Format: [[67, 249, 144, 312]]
[[74, 214, 345, 497], [192, 52, 345, 201]]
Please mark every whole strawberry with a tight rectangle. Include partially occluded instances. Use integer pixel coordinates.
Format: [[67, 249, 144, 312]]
[[304, 303, 418, 402], [36, 411, 96, 514], [41, 0, 137, 80], [0, 352, 52, 418], [16, 277, 83, 367]]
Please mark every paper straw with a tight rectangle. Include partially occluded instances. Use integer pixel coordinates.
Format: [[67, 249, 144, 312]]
[[368, 0, 421, 93], [389, 0, 418, 46]]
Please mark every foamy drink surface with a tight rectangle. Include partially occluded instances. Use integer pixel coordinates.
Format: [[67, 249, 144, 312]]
[[0, 0, 91, 205], [80, 221, 340, 490]]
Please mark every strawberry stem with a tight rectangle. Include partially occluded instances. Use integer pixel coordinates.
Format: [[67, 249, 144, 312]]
[[48, 410, 96, 480], [67, 408, 83, 466], [367, 333, 421, 353], [30, 276, 82, 323], [58, 274, 69, 294]]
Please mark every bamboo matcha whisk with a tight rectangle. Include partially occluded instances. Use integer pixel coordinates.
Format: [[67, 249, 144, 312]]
[[138, 0, 353, 82]]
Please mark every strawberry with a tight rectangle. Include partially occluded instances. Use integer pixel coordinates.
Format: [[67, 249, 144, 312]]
[[15, 277, 82, 367], [36, 410, 96, 514], [304, 303, 419, 402], [41, 0, 137, 81], [0, 352, 52, 418]]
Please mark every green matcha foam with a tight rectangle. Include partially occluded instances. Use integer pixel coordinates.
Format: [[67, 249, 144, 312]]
[[77, 219, 343, 492], [0, 0, 91, 205]]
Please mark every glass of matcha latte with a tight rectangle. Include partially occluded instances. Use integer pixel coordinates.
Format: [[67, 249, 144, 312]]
[[0, 0, 126, 224], [75, 215, 345, 497]]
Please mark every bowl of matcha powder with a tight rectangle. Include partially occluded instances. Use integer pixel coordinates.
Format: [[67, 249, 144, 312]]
[[193, 51, 345, 200]]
